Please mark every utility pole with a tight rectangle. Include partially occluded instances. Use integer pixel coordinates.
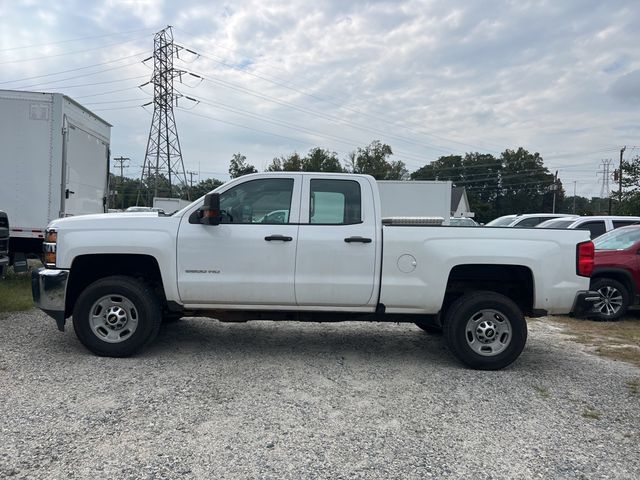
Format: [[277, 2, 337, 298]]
[[113, 156, 130, 181], [573, 181, 577, 214], [113, 156, 130, 209], [619, 146, 626, 211], [187, 170, 198, 198], [139, 26, 191, 205], [186, 170, 198, 188], [551, 170, 558, 213]]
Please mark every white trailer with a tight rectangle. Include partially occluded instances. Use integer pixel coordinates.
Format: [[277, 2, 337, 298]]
[[153, 197, 191, 214], [0, 90, 111, 258], [377, 180, 452, 224]]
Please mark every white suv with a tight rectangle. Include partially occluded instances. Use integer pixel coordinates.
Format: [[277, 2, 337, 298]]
[[486, 213, 577, 228], [536, 215, 640, 239]]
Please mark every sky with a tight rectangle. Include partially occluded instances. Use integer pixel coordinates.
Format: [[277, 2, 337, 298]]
[[1, 0, 639, 198]]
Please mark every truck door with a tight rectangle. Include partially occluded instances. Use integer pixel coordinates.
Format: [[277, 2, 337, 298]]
[[295, 176, 379, 307], [63, 122, 109, 216], [177, 175, 301, 305]]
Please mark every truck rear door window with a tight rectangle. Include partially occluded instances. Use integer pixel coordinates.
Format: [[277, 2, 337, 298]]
[[309, 180, 361, 224]]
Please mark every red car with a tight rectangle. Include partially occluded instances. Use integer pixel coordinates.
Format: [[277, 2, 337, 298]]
[[590, 226, 640, 320]]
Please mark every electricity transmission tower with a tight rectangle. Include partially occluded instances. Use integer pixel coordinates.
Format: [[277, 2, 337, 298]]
[[138, 26, 190, 205], [597, 159, 612, 213]]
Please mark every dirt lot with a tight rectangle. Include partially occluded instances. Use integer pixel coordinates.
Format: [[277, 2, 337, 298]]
[[1, 311, 639, 479]]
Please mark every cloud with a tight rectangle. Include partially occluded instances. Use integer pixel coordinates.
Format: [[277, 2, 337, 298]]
[[609, 69, 640, 103]]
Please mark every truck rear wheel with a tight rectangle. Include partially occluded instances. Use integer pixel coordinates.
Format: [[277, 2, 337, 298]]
[[444, 291, 527, 370], [72, 276, 161, 357]]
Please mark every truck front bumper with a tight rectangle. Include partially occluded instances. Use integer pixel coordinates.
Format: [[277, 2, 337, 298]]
[[571, 290, 601, 317], [32, 268, 68, 331]]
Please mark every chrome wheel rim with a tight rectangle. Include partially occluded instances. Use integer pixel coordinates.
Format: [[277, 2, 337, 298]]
[[88, 294, 139, 343], [465, 309, 512, 357], [593, 285, 623, 317]]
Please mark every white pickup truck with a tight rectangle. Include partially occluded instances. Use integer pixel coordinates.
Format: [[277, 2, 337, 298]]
[[33, 172, 597, 369]]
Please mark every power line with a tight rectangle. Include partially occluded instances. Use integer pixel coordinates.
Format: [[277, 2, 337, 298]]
[[0, 36, 151, 65], [0, 27, 154, 53], [0, 52, 147, 85]]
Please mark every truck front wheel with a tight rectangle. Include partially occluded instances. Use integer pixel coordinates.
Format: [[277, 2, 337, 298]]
[[72, 276, 161, 357], [444, 291, 527, 370]]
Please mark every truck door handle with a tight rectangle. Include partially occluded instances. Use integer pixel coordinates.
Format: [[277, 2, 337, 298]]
[[344, 236, 372, 243], [265, 235, 293, 242]]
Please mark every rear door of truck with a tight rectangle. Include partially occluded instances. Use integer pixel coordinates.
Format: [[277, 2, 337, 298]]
[[294, 175, 380, 307], [62, 121, 109, 216]]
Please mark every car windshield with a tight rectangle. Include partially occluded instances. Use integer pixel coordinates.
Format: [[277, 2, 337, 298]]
[[485, 215, 516, 226], [593, 227, 640, 250], [536, 219, 576, 228]]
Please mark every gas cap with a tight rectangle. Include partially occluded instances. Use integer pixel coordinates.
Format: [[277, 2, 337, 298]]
[[397, 254, 417, 273]]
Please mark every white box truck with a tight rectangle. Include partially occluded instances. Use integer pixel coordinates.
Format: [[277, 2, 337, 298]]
[[153, 197, 191, 214], [0, 90, 111, 262], [377, 180, 452, 224]]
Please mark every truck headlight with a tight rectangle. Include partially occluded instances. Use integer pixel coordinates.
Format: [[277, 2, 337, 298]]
[[43, 229, 57, 267]]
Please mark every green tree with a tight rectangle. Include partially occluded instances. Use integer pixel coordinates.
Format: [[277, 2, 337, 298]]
[[613, 155, 640, 215], [267, 148, 344, 172], [348, 140, 406, 180], [191, 178, 224, 199], [303, 148, 343, 172], [500, 148, 559, 216], [229, 153, 257, 178], [267, 152, 303, 172]]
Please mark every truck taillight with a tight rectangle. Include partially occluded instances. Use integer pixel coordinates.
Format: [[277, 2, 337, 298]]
[[577, 241, 594, 277]]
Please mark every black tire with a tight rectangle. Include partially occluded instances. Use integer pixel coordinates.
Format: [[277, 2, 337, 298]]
[[414, 322, 443, 334], [590, 278, 630, 321], [444, 291, 527, 370], [72, 276, 161, 357]]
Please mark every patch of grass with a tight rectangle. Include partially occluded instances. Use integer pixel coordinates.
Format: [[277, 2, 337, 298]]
[[0, 268, 34, 313], [544, 315, 640, 367], [582, 408, 602, 420], [533, 385, 551, 399], [626, 379, 640, 395]]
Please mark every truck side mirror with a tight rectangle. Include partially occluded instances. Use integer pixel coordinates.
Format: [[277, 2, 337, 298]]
[[201, 193, 222, 225]]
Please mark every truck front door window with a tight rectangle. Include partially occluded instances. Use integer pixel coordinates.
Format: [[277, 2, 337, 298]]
[[220, 178, 294, 224]]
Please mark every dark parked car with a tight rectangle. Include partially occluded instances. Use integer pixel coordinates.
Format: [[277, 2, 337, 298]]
[[590, 226, 640, 320], [0, 210, 9, 276]]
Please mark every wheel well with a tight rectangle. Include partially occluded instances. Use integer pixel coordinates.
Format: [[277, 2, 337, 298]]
[[65, 254, 165, 317], [444, 264, 534, 316], [591, 270, 635, 296]]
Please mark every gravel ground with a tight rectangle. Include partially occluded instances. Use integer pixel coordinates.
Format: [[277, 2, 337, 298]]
[[1, 310, 639, 480]]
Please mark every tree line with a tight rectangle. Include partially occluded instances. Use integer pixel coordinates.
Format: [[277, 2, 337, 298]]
[[110, 140, 640, 222]]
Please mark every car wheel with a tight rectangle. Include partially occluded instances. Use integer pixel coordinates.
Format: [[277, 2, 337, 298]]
[[590, 278, 630, 322], [72, 275, 161, 357], [444, 291, 527, 370], [414, 322, 443, 334]]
